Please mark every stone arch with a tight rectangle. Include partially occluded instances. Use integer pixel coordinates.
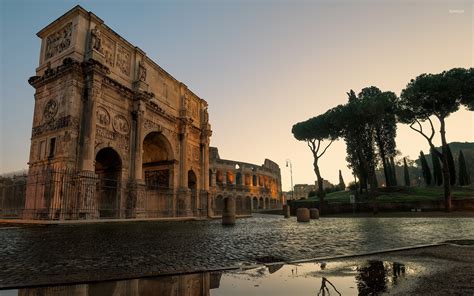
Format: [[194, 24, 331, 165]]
[[236, 172, 242, 185], [142, 131, 174, 189], [209, 169, 213, 186], [252, 175, 257, 186], [252, 196, 258, 210], [226, 171, 234, 184], [259, 196, 264, 209], [235, 195, 244, 215], [142, 132, 175, 217], [216, 170, 223, 184], [188, 170, 197, 214], [245, 196, 251, 213], [95, 147, 122, 218], [214, 194, 224, 216]]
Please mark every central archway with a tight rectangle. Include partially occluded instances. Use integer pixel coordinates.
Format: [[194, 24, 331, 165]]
[[95, 147, 122, 218], [142, 132, 174, 217]]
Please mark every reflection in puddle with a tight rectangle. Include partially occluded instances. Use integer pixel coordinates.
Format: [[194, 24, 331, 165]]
[[2, 261, 419, 296]]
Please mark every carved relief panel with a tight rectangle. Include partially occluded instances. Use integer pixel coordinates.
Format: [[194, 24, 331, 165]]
[[116, 45, 131, 76], [45, 22, 72, 60]]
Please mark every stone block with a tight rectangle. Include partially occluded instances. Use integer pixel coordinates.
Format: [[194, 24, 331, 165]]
[[309, 208, 319, 219], [296, 208, 310, 222]]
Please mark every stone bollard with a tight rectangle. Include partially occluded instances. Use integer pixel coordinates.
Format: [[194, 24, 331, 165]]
[[283, 205, 291, 218], [296, 208, 310, 222], [309, 208, 320, 219], [222, 197, 236, 226]]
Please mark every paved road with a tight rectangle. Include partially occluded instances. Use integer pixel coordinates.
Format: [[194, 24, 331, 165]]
[[0, 214, 473, 288]]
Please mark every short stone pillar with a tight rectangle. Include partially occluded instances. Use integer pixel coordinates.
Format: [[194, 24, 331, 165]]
[[222, 197, 236, 226], [309, 208, 320, 219], [296, 208, 310, 222], [283, 205, 290, 218]]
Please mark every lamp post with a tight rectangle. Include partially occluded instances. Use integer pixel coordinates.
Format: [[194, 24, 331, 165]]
[[285, 159, 294, 200]]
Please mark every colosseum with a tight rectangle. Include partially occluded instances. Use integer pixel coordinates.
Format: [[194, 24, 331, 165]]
[[209, 148, 283, 216]]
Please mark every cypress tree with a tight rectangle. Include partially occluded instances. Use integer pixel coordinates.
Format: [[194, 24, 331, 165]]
[[338, 169, 346, 190], [390, 157, 398, 186], [458, 150, 470, 185], [419, 151, 432, 186], [431, 149, 443, 186], [446, 145, 456, 186], [403, 157, 410, 186]]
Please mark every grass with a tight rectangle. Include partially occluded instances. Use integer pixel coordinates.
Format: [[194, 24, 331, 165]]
[[294, 186, 474, 204]]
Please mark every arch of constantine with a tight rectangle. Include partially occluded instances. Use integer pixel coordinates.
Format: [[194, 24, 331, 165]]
[[18, 6, 282, 220], [24, 6, 211, 220]]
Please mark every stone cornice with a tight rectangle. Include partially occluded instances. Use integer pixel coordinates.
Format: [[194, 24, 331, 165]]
[[28, 58, 82, 89]]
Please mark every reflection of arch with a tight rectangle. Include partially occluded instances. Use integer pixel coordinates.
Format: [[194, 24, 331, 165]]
[[142, 132, 174, 189], [236, 172, 242, 185], [95, 147, 122, 218]]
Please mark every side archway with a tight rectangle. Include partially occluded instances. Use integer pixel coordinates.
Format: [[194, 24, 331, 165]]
[[95, 147, 122, 218]]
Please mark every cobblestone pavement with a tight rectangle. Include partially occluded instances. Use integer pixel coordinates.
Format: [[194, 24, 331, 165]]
[[0, 214, 473, 288]]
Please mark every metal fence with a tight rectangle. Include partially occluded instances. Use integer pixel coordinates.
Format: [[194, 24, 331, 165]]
[[0, 169, 204, 220]]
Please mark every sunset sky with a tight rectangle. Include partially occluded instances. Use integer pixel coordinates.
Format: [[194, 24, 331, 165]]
[[1, 0, 472, 191]]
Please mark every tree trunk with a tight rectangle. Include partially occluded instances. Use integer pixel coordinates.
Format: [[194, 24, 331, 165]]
[[313, 158, 325, 214], [439, 118, 452, 212], [381, 152, 391, 187]]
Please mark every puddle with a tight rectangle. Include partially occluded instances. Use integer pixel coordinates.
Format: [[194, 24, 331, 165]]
[[0, 260, 422, 296]]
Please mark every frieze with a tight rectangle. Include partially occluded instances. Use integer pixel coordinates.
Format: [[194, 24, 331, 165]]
[[112, 114, 130, 135], [102, 34, 115, 67], [45, 22, 72, 60], [116, 45, 131, 76], [32, 115, 79, 137], [96, 125, 130, 152], [96, 106, 110, 126], [143, 119, 162, 132], [102, 76, 134, 99]]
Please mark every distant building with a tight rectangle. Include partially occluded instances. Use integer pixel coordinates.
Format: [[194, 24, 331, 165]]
[[293, 180, 334, 199], [209, 147, 283, 215]]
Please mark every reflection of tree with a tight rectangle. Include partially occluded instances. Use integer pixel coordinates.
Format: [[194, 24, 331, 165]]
[[392, 262, 405, 284], [356, 261, 387, 295], [317, 277, 341, 296]]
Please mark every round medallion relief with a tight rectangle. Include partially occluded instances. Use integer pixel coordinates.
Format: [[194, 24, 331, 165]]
[[43, 99, 58, 121], [112, 114, 130, 135], [96, 106, 110, 126]]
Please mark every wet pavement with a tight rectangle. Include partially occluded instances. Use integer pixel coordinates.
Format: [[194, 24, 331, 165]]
[[0, 214, 473, 289], [0, 260, 421, 296]]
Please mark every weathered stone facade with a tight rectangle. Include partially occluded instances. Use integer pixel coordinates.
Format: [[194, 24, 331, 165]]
[[209, 147, 283, 216], [24, 6, 211, 219]]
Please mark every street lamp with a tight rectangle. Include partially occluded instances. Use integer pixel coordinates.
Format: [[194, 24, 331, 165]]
[[285, 159, 294, 200]]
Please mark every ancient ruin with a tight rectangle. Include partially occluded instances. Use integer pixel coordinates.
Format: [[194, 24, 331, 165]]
[[209, 147, 283, 215], [24, 6, 211, 219], [14, 6, 282, 220]]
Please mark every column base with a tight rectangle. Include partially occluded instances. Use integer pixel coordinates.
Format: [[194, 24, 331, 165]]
[[128, 180, 147, 218]]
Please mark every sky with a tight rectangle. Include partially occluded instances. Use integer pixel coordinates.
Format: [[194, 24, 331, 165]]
[[0, 0, 473, 191]]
